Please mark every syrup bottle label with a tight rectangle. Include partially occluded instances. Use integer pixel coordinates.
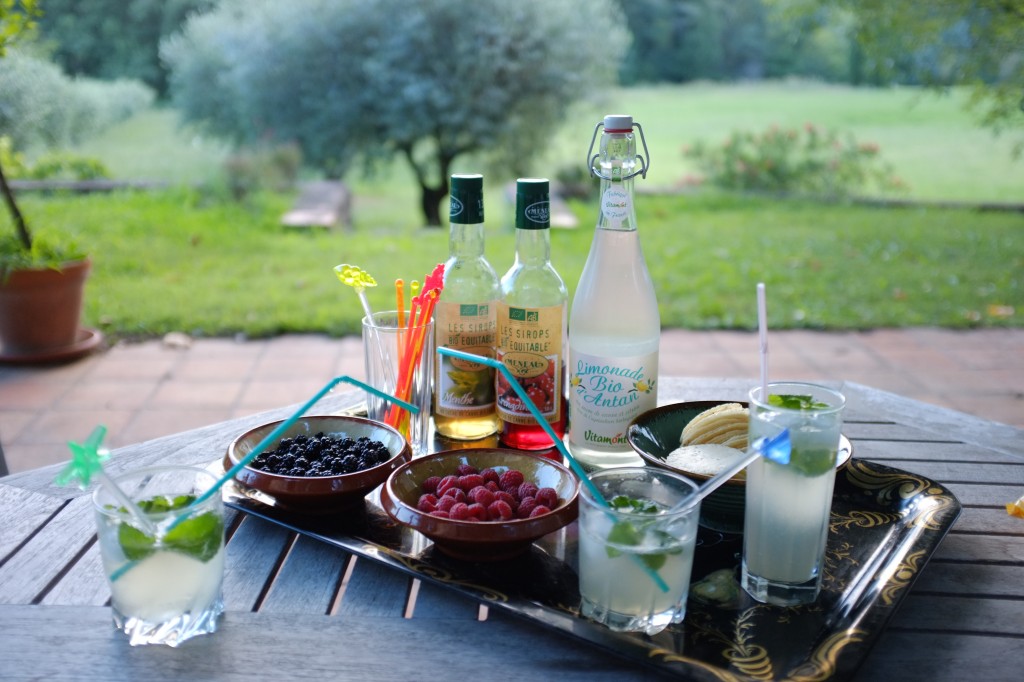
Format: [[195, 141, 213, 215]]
[[434, 300, 497, 417], [496, 302, 564, 425], [569, 350, 657, 448]]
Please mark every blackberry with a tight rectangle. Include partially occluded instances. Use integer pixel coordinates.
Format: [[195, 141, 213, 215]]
[[249, 432, 392, 478]]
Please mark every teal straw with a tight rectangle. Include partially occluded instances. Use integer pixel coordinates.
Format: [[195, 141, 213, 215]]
[[108, 375, 418, 582], [438, 347, 671, 593]]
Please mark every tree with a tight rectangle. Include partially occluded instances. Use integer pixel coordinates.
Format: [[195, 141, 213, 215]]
[[775, 0, 1024, 153], [161, 0, 629, 226], [34, 0, 214, 97], [0, 0, 41, 254]]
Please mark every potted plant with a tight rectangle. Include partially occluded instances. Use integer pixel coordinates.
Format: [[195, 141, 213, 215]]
[[0, 0, 99, 362]]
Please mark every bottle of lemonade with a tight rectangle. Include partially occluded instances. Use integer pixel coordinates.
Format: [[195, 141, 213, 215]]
[[568, 115, 659, 469], [497, 178, 568, 453], [433, 174, 501, 440]]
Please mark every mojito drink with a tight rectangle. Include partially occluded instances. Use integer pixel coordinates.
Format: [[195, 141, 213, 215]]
[[579, 468, 700, 635], [742, 384, 845, 606], [94, 466, 226, 646]]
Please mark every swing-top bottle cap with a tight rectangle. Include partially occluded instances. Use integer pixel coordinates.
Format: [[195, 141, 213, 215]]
[[603, 114, 633, 133], [450, 174, 484, 224], [515, 178, 550, 230]]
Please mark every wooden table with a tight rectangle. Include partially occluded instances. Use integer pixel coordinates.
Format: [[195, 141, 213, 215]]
[[1, 378, 1021, 681]]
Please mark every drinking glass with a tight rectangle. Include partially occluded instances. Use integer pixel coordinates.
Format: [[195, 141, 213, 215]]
[[363, 310, 434, 456], [578, 467, 701, 635], [93, 465, 226, 646], [742, 382, 845, 606]]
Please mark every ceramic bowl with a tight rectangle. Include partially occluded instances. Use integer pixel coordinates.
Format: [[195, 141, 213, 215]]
[[225, 415, 412, 513], [380, 448, 579, 561], [627, 401, 853, 533]]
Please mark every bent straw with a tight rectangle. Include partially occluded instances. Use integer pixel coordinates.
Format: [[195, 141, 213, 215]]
[[686, 429, 791, 507], [437, 347, 670, 593], [107, 377, 420, 583]]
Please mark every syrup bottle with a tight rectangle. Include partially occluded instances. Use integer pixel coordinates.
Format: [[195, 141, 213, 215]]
[[497, 178, 568, 453], [568, 115, 659, 469], [433, 174, 501, 440]]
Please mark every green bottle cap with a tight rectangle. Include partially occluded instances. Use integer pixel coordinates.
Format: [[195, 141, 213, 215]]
[[515, 178, 549, 230], [450, 174, 484, 224]]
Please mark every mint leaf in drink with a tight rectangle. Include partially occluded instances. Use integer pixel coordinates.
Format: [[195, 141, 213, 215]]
[[164, 512, 224, 563], [769, 394, 829, 410], [118, 523, 156, 561], [114, 494, 223, 563], [608, 494, 661, 514]]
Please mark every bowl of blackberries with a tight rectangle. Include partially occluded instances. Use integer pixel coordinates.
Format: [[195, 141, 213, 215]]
[[380, 448, 579, 561], [225, 415, 412, 513]]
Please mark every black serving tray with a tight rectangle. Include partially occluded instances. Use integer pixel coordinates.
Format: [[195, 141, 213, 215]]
[[221, 440, 961, 681]]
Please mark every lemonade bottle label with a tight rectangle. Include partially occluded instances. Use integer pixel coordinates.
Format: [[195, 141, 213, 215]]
[[570, 350, 657, 449], [434, 300, 497, 418], [496, 302, 563, 425]]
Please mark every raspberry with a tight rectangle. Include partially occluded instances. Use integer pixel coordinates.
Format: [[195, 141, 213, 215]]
[[518, 482, 539, 500], [481, 468, 500, 484], [454, 463, 479, 476], [437, 475, 460, 496], [517, 497, 537, 518], [485, 481, 499, 492], [499, 469, 525, 490], [535, 487, 558, 508], [526, 385, 548, 408], [436, 496, 458, 512], [494, 491, 516, 508], [488, 500, 514, 520], [421, 476, 442, 495], [449, 502, 471, 520], [459, 474, 485, 491], [467, 503, 488, 521], [430, 510, 450, 518], [441, 487, 467, 503], [417, 494, 439, 512], [470, 486, 495, 507], [529, 505, 551, 518]]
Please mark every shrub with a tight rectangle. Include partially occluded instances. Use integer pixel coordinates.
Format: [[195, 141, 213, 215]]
[[684, 124, 906, 198], [1, 135, 110, 180], [0, 49, 154, 149], [222, 143, 303, 201]]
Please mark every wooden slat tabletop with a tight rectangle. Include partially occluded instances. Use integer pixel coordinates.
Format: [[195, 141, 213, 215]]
[[0, 378, 1021, 681]]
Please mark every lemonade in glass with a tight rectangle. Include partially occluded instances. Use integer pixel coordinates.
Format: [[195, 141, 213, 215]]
[[742, 383, 845, 606]]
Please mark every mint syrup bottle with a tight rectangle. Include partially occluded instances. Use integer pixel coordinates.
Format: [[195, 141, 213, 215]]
[[568, 115, 659, 470]]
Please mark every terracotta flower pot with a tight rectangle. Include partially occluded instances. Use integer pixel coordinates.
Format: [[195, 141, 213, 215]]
[[0, 258, 91, 357]]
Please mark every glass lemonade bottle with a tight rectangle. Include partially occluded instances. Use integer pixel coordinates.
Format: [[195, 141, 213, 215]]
[[433, 174, 501, 440], [568, 115, 659, 469], [497, 178, 568, 453]]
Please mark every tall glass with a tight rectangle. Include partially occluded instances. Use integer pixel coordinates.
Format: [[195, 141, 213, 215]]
[[363, 310, 434, 456], [93, 465, 226, 646], [742, 382, 845, 606], [578, 467, 701, 635]]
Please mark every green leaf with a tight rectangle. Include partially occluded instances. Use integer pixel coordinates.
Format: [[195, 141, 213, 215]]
[[113, 494, 223, 563], [164, 512, 224, 563], [768, 393, 829, 410], [118, 524, 156, 562]]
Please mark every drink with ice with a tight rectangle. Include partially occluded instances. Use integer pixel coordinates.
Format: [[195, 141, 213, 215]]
[[742, 383, 845, 606], [578, 468, 700, 635], [93, 466, 226, 646]]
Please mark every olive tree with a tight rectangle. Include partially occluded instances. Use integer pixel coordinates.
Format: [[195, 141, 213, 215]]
[[162, 0, 629, 225]]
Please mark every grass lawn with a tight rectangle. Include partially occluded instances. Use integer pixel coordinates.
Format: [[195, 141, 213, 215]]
[[8, 81, 1016, 340], [9, 189, 1021, 340]]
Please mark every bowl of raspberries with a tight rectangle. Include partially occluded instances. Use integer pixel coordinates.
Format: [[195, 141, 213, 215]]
[[225, 415, 412, 513], [380, 448, 579, 561]]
